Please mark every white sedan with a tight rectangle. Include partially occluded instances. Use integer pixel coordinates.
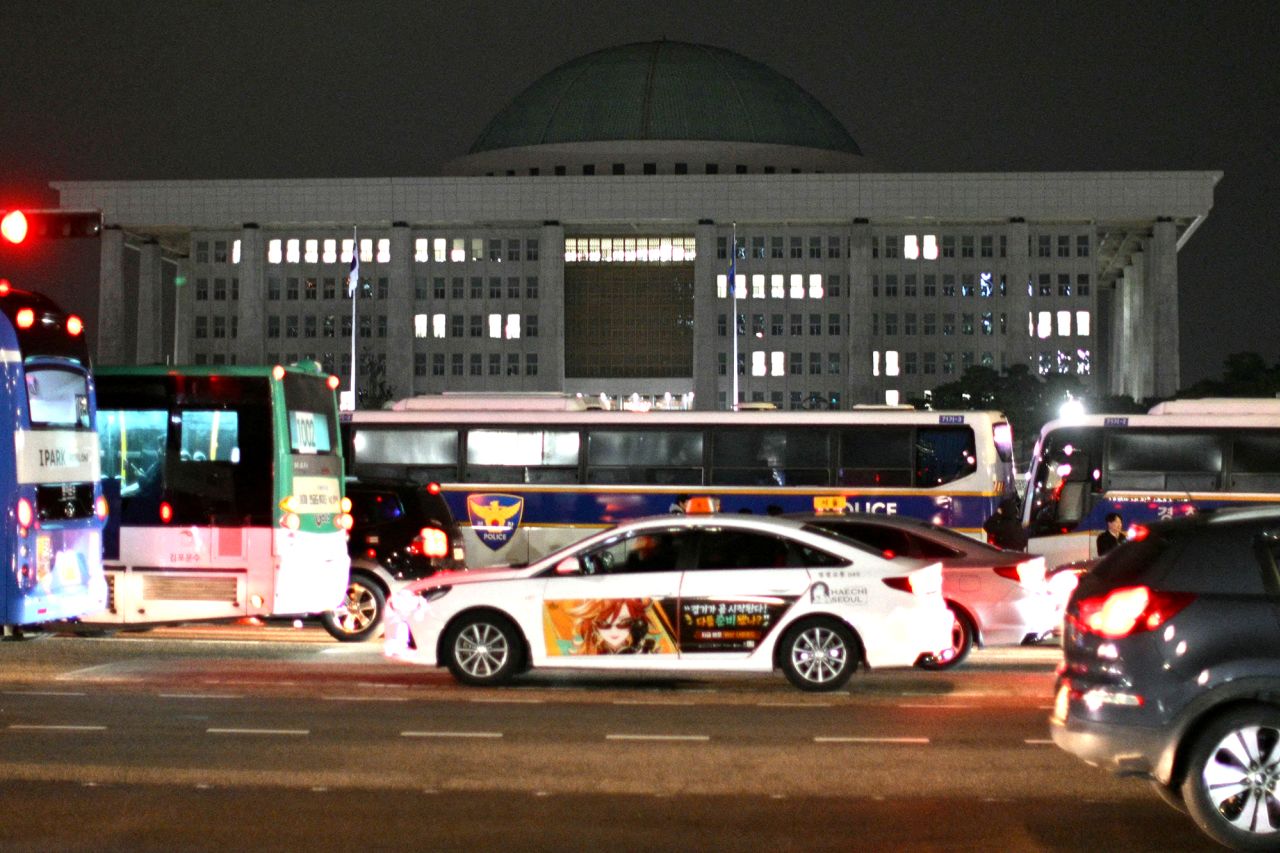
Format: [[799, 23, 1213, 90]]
[[384, 514, 954, 691]]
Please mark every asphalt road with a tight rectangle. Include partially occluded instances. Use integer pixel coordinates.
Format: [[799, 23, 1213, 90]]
[[0, 626, 1218, 852]]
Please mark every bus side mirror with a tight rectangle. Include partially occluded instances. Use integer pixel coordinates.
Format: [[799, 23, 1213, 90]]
[[554, 556, 581, 575]]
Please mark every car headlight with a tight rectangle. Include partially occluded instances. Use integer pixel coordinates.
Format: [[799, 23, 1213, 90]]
[[390, 586, 451, 618]]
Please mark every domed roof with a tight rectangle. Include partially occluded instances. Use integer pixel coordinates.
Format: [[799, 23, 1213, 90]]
[[469, 41, 861, 156]]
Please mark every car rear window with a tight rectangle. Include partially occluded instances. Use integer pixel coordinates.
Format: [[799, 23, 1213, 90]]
[[1161, 526, 1270, 595], [1090, 538, 1168, 587]]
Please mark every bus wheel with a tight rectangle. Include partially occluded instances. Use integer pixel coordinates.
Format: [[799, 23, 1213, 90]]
[[917, 604, 974, 670], [443, 613, 522, 686], [321, 576, 386, 642]]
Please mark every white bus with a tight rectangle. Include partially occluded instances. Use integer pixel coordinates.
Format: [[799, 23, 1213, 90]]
[[1022, 398, 1280, 569], [343, 397, 1018, 567]]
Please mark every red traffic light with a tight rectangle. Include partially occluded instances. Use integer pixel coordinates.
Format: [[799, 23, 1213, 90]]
[[1, 210, 28, 244], [1, 209, 101, 243]]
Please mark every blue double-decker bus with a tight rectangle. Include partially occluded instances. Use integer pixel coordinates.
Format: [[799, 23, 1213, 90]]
[[0, 281, 107, 630]]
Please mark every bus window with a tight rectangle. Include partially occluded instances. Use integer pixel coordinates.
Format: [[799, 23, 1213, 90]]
[[838, 428, 912, 487], [586, 429, 704, 486], [283, 373, 340, 456], [1109, 431, 1222, 492], [1027, 428, 1099, 533], [98, 409, 167, 512], [179, 411, 240, 463], [464, 429, 579, 484], [25, 367, 91, 429], [351, 427, 458, 483], [711, 429, 830, 486], [916, 428, 977, 487], [1230, 433, 1280, 493]]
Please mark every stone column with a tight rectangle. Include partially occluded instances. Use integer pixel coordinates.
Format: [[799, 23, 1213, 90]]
[[96, 226, 127, 365], [539, 222, 565, 391], [692, 221, 720, 409], [234, 225, 265, 364], [1149, 219, 1179, 397], [385, 224, 414, 400], [846, 219, 873, 404], [1004, 219, 1031, 378], [135, 240, 164, 364]]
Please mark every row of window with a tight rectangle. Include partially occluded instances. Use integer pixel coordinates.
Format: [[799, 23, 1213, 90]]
[[719, 391, 844, 411], [1037, 350, 1093, 376], [414, 352, 540, 377], [871, 233, 1091, 260], [717, 235, 845, 260], [413, 313, 536, 340], [716, 351, 843, 377], [872, 311, 1012, 336], [718, 313, 844, 337], [563, 237, 695, 263], [261, 315, 389, 339], [484, 162, 815, 177], [717, 273, 836, 300]]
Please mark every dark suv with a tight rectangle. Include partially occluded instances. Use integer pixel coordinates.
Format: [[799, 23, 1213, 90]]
[[322, 477, 466, 642], [1051, 506, 1280, 850]]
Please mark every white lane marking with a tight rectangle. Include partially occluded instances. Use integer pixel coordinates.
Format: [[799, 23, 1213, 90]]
[[158, 693, 242, 700], [468, 697, 544, 704], [3, 691, 86, 697], [758, 702, 833, 708], [612, 699, 696, 706], [401, 731, 503, 739], [1025, 739, 1055, 745], [814, 736, 929, 744], [206, 728, 309, 736], [605, 734, 710, 742], [8, 724, 106, 731], [321, 695, 409, 702], [897, 704, 975, 709]]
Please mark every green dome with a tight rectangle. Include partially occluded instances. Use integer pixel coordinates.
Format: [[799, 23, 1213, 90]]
[[469, 41, 861, 156]]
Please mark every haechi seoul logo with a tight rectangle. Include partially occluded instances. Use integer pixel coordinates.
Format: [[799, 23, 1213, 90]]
[[466, 493, 524, 551]]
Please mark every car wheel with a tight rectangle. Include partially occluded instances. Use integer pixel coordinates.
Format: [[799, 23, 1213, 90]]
[[779, 618, 861, 691], [916, 604, 974, 671], [1181, 703, 1280, 850], [444, 613, 523, 686], [320, 576, 386, 642]]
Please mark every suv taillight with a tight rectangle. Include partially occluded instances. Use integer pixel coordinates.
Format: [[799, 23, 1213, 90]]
[[410, 527, 450, 559], [1071, 585, 1195, 639]]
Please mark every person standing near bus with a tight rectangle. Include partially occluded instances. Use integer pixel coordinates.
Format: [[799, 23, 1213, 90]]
[[1096, 512, 1126, 556]]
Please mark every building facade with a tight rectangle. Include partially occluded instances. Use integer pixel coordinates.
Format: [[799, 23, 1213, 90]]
[[55, 41, 1220, 408]]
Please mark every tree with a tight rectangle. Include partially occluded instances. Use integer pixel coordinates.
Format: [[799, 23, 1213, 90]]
[[356, 349, 396, 410]]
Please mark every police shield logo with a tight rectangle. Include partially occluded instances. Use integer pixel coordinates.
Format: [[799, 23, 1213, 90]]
[[467, 493, 524, 551]]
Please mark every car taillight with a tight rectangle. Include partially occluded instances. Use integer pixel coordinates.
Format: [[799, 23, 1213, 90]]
[[16, 497, 33, 531], [426, 482, 441, 495], [883, 562, 942, 597], [95, 495, 109, 521], [159, 501, 173, 523], [1072, 585, 1195, 639], [1129, 524, 1150, 542], [416, 527, 450, 559], [994, 557, 1046, 587]]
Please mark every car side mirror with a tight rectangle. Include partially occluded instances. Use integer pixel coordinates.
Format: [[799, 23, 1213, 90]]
[[554, 556, 581, 575]]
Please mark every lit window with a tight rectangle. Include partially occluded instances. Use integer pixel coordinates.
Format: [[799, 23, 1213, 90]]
[[716, 274, 728, 299], [1057, 310, 1071, 336], [232, 240, 241, 264], [752, 275, 765, 299], [771, 274, 785, 299], [432, 314, 445, 338], [885, 389, 900, 406], [268, 239, 282, 264], [923, 235, 938, 260], [361, 239, 374, 263], [450, 238, 465, 262], [1076, 311, 1091, 336], [904, 235, 920, 260], [885, 350, 900, 376], [488, 314, 502, 338], [433, 238, 447, 263], [734, 274, 746, 299], [808, 274, 823, 299], [342, 239, 355, 265], [1037, 311, 1052, 339], [506, 314, 520, 339], [1077, 348, 1091, 375], [790, 274, 804, 299], [414, 314, 428, 338], [304, 239, 318, 263], [771, 351, 784, 376], [752, 351, 766, 376], [415, 238, 429, 262], [323, 239, 336, 264], [872, 350, 881, 377], [286, 239, 300, 263]]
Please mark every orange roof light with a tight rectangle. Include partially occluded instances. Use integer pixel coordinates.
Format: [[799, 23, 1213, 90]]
[[272, 365, 286, 381], [327, 374, 340, 390], [15, 308, 35, 329], [66, 315, 83, 336]]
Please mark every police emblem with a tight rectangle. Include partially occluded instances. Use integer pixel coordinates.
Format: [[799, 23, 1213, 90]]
[[466, 493, 524, 551]]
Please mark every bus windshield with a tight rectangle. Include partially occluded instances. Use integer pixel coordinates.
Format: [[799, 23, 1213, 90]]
[[25, 366, 91, 429], [284, 374, 338, 455]]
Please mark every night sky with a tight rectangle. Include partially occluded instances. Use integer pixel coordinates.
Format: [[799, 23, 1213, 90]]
[[1, 0, 1274, 388]]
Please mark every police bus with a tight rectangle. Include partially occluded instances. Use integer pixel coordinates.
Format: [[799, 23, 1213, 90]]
[[343, 395, 1018, 567]]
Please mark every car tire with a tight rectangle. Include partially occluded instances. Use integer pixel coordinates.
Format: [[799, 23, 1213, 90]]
[[779, 617, 861, 691], [915, 603, 974, 671], [1180, 703, 1280, 850], [320, 575, 386, 643], [443, 612, 523, 686]]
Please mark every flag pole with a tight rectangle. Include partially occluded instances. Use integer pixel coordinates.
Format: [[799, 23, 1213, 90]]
[[347, 227, 359, 409], [730, 222, 738, 411]]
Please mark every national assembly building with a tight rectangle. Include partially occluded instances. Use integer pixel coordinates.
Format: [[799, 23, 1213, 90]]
[[53, 41, 1220, 409]]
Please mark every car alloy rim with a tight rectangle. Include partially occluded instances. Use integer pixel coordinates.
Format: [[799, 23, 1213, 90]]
[[456, 623, 509, 677], [337, 584, 377, 633], [1202, 724, 1280, 834], [791, 626, 847, 684], [947, 614, 966, 655]]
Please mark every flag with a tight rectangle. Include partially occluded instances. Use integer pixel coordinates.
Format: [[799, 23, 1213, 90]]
[[346, 236, 360, 297]]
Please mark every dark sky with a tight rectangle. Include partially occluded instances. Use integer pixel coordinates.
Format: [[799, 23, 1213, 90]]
[[1, 0, 1274, 387]]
